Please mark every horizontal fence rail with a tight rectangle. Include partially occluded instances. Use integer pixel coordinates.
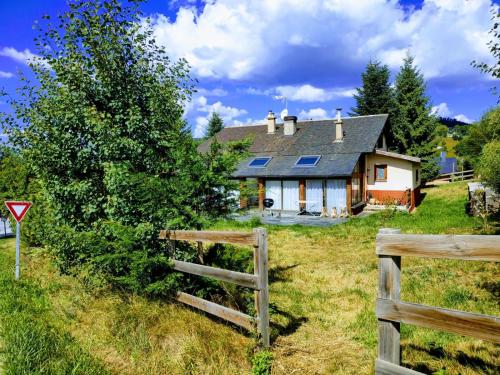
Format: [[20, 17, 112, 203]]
[[377, 299, 500, 344], [172, 260, 260, 289], [376, 233, 500, 261], [159, 228, 269, 347], [159, 229, 257, 246], [434, 169, 474, 183], [375, 228, 500, 375]]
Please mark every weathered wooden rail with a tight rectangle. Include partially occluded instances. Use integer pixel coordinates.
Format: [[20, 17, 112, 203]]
[[375, 228, 500, 374], [159, 228, 270, 347], [434, 169, 474, 183]]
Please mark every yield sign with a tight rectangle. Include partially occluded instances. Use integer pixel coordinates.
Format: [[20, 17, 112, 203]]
[[5, 201, 32, 223]]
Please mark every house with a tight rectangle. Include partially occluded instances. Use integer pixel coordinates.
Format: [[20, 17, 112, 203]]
[[199, 109, 421, 215]]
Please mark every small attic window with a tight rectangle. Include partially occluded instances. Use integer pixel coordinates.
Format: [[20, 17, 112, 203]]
[[249, 157, 272, 168], [295, 155, 321, 167]]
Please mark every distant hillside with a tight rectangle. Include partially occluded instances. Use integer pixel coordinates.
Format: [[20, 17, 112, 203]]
[[438, 116, 469, 129]]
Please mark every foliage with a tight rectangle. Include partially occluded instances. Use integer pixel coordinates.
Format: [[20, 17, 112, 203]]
[[478, 140, 500, 193], [0, 147, 29, 203], [0, 0, 247, 296], [455, 107, 500, 170], [349, 60, 397, 146], [0, 147, 52, 246], [251, 350, 273, 375], [391, 54, 441, 182], [350, 60, 394, 117], [471, 10, 500, 100], [205, 112, 224, 138]]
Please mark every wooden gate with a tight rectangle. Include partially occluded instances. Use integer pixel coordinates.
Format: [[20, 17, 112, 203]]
[[375, 228, 499, 374], [159, 227, 270, 347]]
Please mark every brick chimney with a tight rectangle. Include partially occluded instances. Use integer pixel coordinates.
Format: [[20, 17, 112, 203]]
[[267, 110, 276, 134], [284, 115, 297, 136], [334, 108, 343, 142]]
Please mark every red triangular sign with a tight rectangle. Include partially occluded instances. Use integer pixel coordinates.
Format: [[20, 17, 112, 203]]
[[5, 201, 32, 223]]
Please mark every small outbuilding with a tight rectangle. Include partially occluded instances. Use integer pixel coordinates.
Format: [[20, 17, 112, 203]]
[[199, 110, 421, 215]]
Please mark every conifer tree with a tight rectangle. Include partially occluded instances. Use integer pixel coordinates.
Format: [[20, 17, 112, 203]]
[[350, 60, 394, 117], [392, 54, 440, 182], [205, 112, 224, 138]]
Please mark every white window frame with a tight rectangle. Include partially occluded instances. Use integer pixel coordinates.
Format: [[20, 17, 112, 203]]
[[294, 155, 321, 167], [248, 157, 272, 168]]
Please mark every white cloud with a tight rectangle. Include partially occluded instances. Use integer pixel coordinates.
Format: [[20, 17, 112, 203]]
[[189, 95, 248, 137], [150, 0, 497, 81], [243, 87, 272, 96], [299, 107, 329, 120], [431, 102, 452, 117], [276, 85, 355, 103], [193, 116, 209, 138], [0, 47, 39, 65], [454, 114, 473, 123], [196, 95, 247, 120], [431, 102, 473, 123], [196, 87, 228, 97], [0, 71, 14, 78]]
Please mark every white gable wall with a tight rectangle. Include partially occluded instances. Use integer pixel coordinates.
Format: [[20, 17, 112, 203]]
[[366, 153, 415, 191]]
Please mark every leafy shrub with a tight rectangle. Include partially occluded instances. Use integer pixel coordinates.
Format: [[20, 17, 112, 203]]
[[49, 221, 183, 297], [478, 140, 500, 193], [251, 350, 273, 375], [1, 0, 248, 298]]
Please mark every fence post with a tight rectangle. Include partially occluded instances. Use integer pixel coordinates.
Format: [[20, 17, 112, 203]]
[[254, 227, 270, 347], [377, 228, 401, 367]]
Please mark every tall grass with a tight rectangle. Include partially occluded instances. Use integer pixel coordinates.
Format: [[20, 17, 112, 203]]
[[0, 243, 109, 375], [0, 182, 497, 374]]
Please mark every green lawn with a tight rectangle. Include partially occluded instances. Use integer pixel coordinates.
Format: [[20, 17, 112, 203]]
[[0, 182, 498, 374]]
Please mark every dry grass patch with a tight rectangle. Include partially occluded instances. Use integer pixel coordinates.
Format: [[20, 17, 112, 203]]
[[0, 181, 498, 374]]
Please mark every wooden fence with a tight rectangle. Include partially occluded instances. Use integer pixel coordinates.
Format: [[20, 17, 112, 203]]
[[159, 228, 270, 347], [434, 169, 474, 183], [375, 228, 500, 374]]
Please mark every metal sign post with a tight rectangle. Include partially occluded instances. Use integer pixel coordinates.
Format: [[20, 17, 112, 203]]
[[15, 221, 20, 279], [4, 201, 32, 280]]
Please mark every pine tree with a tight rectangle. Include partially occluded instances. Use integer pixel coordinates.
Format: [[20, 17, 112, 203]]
[[392, 54, 440, 182], [350, 60, 394, 117], [205, 112, 224, 138]]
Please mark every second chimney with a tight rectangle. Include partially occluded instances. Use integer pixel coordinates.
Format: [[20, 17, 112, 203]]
[[334, 108, 343, 142], [284, 115, 297, 136], [267, 110, 276, 134]]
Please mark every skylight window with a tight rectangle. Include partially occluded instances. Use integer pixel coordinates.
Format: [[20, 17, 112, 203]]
[[249, 157, 272, 168], [295, 155, 321, 167]]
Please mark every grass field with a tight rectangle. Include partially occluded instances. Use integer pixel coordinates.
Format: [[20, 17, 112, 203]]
[[0, 182, 498, 374]]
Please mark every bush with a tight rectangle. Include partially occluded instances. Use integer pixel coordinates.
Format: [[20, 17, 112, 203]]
[[456, 107, 500, 169], [49, 221, 183, 297], [251, 350, 273, 375], [478, 140, 500, 193]]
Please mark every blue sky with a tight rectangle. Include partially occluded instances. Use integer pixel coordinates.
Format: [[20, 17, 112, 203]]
[[1, 0, 498, 138]]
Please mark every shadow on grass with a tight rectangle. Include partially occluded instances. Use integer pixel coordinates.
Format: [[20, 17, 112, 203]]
[[269, 264, 299, 283], [403, 343, 499, 374], [269, 303, 307, 344], [478, 280, 500, 299], [417, 192, 427, 207]]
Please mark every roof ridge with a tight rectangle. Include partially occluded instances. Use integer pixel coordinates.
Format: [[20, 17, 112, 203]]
[[225, 113, 389, 129]]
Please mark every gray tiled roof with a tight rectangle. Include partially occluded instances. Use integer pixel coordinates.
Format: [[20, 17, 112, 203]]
[[198, 114, 388, 178]]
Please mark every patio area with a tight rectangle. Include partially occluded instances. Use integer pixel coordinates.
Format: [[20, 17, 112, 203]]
[[233, 210, 374, 227]]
